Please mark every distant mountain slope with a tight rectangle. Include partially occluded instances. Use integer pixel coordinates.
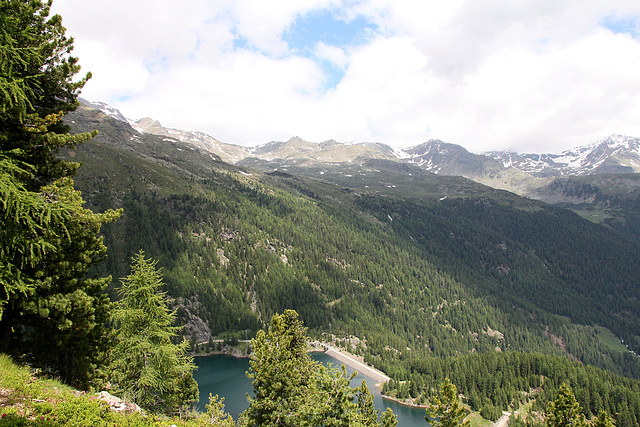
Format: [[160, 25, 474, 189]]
[[402, 139, 494, 175], [81, 99, 249, 164], [133, 118, 250, 164], [246, 136, 397, 164], [79, 100, 640, 240]]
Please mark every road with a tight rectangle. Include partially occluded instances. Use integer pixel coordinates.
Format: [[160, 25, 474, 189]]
[[324, 346, 390, 384], [494, 411, 511, 427]]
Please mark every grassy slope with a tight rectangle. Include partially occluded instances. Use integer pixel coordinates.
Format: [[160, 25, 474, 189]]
[[0, 354, 219, 426]]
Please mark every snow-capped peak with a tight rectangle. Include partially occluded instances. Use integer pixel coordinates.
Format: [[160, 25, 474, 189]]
[[79, 98, 131, 123], [485, 135, 640, 177]]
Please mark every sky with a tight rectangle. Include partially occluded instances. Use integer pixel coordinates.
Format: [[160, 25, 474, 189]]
[[51, 0, 640, 153]]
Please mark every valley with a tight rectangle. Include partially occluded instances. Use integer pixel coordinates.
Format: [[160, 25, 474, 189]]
[[57, 101, 640, 424], [4, 3, 640, 424]]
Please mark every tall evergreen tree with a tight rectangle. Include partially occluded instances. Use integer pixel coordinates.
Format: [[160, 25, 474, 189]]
[[545, 383, 587, 427], [0, 0, 92, 189], [0, 0, 119, 387], [380, 408, 398, 427], [593, 410, 615, 427], [205, 394, 235, 427], [243, 309, 396, 426], [109, 251, 198, 415], [244, 309, 313, 426], [425, 377, 470, 427], [356, 380, 379, 426]]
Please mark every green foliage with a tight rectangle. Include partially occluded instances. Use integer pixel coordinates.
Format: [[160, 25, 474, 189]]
[[109, 252, 198, 415], [356, 380, 379, 426], [509, 413, 544, 427], [0, 8, 39, 121], [545, 383, 586, 427], [385, 351, 640, 426], [0, 175, 119, 387], [593, 410, 615, 427], [243, 309, 396, 426], [244, 309, 312, 426], [0, 353, 237, 426], [479, 405, 502, 422], [425, 377, 470, 427], [204, 394, 235, 427], [380, 408, 398, 427], [0, 153, 65, 312], [0, 0, 94, 190]]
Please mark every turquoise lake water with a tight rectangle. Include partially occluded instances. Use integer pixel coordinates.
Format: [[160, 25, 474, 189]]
[[194, 353, 428, 426]]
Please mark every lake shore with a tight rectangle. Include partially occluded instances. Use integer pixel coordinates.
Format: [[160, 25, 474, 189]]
[[195, 352, 431, 426], [312, 343, 429, 409], [192, 340, 251, 358], [380, 394, 428, 409], [311, 342, 390, 385], [195, 339, 424, 408]]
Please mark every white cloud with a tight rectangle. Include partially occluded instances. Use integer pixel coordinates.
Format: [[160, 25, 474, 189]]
[[51, 0, 640, 153], [315, 42, 348, 69], [228, 0, 341, 55]]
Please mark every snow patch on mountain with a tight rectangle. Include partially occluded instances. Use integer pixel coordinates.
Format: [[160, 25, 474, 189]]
[[486, 135, 640, 177], [80, 98, 131, 123]]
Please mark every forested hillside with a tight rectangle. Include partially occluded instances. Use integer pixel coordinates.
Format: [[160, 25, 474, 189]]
[[530, 173, 640, 238], [63, 106, 640, 382]]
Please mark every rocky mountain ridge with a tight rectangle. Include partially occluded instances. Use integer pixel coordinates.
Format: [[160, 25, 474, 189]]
[[84, 100, 640, 180]]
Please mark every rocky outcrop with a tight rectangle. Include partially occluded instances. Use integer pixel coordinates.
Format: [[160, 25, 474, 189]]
[[96, 391, 143, 413], [172, 296, 213, 343]]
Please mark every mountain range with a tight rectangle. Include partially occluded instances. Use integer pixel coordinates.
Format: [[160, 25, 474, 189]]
[[84, 99, 640, 177], [85, 99, 640, 239]]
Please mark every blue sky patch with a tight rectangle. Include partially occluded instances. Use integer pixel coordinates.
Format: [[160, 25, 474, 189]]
[[233, 34, 250, 51], [318, 61, 345, 91], [283, 9, 377, 90], [600, 14, 640, 38], [283, 9, 377, 54], [144, 54, 171, 74]]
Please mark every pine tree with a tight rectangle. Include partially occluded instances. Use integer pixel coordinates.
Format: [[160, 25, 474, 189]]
[[381, 408, 398, 427], [545, 383, 587, 427], [205, 394, 235, 427], [0, 0, 120, 387], [244, 309, 314, 426], [593, 410, 615, 427], [356, 380, 379, 426], [109, 251, 198, 415], [425, 377, 470, 427]]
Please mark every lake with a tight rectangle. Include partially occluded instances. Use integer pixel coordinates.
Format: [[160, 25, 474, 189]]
[[194, 352, 428, 426]]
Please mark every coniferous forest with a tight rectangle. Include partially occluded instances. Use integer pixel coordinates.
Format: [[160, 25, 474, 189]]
[[2, 1, 640, 426]]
